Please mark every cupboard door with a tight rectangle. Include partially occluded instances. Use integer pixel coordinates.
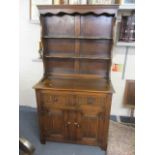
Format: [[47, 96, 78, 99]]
[[64, 111, 81, 142], [63, 110, 100, 145], [41, 108, 64, 141], [79, 113, 99, 145]]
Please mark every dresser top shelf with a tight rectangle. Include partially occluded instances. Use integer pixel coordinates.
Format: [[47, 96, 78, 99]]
[[38, 5, 119, 15], [44, 53, 111, 60], [34, 5, 117, 94], [34, 78, 114, 93], [43, 35, 112, 40]]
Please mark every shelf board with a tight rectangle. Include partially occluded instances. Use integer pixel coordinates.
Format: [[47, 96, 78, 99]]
[[34, 78, 114, 93], [119, 4, 135, 10], [44, 53, 74, 58], [46, 72, 107, 80], [44, 54, 111, 60], [43, 35, 112, 40], [116, 41, 135, 47]]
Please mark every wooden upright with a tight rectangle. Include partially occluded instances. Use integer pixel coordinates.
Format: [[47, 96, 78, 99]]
[[34, 5, 118, 150]]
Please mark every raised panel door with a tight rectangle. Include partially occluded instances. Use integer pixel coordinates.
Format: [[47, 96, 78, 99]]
[[40, 108, 65, 142], [64, 110, 81, 142], [80, 114, 99, 145]]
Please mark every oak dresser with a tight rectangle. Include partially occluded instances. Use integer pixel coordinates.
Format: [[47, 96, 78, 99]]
[[34, 5, 118, 150]]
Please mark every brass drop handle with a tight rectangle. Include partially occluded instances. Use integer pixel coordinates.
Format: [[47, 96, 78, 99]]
[[65, 121, 71, 127], [74, 122, 80, 128], [51, 96, 58, 103], [53, 97, 58, 102]]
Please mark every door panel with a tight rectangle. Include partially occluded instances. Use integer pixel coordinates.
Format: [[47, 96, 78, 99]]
[[65, 111, 76, 141], [82, 115, 98, 138], [79, 114, 99, 144], [41, 109, 64, 140], [64, 110, 81, 141]]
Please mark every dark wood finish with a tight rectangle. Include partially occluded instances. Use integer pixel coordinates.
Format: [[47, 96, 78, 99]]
[[34, 5, 118, 151]]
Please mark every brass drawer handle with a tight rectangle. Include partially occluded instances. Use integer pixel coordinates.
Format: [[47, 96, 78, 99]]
[[53, 96, 58, 102]]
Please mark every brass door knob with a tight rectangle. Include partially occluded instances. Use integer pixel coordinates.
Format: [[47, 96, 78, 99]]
[[65, 121, 71, 127], [74, 122, 80, 128]]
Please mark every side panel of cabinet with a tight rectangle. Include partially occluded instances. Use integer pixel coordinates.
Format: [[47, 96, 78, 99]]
[[100, 94, 112, 150], [35, 90, 46, 143]]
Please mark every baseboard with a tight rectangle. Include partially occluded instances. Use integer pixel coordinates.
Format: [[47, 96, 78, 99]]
[[110, 115, 135, 125]]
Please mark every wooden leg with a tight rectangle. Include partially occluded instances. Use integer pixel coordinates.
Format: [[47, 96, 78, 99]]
[[100, 146, 107, 155], [100, 144, 107, 151], [40, 137, 46, 144], [105, 150, 107, 155], [40, 133, 46, 144]]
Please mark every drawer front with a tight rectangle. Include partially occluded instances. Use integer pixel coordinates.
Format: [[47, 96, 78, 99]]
[[78, 95, 105, 107], [40, 91, 106, 111], [41, 92, 67, 108], [78, 95, 106, 114], [41, 91, 79, 110]]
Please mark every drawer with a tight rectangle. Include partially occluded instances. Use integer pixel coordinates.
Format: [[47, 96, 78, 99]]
[[78, 95, 105, 107], [42, 93, 66, 104], [40, 91, 106, 111], [41, 92, 79, 109], [78, 95, 106, 114]]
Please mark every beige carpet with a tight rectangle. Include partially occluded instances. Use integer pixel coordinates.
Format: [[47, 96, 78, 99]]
[[107, 121, 135, 155]]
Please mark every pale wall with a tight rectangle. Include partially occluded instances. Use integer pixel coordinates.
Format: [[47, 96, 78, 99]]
[[19, 0, 135, 116]]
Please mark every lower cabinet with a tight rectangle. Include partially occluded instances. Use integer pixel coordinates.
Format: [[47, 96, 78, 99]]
[[36, 90, 112, 150]]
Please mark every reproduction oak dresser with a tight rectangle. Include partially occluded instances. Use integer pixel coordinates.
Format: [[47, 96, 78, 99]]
[[34, 5, 118, 150]]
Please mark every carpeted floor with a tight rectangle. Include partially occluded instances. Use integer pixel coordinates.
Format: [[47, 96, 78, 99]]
[[19, 106, 134, 155], [107, 121, 135, 155]]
